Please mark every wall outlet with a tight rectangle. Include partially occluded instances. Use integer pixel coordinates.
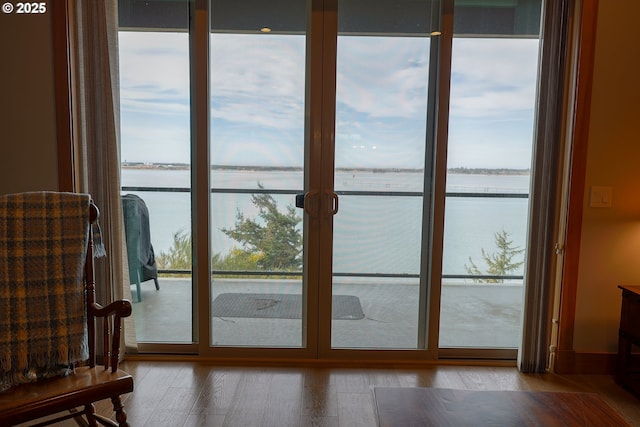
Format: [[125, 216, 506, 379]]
[[590, 186, 613, 208]]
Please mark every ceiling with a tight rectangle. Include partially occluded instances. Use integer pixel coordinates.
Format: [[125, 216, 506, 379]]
[[118, 0, 541, 37]]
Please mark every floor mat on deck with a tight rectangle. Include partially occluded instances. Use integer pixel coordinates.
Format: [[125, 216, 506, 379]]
[[212, 293, 365, 320]]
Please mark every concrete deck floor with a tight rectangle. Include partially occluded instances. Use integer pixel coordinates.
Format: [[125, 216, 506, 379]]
[[130, 277, 524, 349]]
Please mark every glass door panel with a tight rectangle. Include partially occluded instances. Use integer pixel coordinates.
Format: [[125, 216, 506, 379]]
[[439, 0, 543, 349], [332, 1, 437, 349], [209, 5, 307, 348], [440, 195, 529, 348], [118, 7, 193, 344]]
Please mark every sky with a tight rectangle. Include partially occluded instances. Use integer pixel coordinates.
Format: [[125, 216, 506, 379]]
[[118, 32, 539, 170]]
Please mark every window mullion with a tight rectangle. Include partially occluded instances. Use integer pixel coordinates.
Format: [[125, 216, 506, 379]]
[[424, 0, 453, 355], [189, 0, 211, 351]]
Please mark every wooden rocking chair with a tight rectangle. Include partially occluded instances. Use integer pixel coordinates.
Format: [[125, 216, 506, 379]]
[[0, 192, 133, 426]]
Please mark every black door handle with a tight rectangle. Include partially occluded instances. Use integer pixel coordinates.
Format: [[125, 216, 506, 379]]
[[295, 191, 319, 216]]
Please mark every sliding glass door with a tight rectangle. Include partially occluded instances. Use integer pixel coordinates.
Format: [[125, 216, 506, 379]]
[[330, 1, 439, 350], [208, 3, 308, 348], [439, 0, 542, 353], [118, 0, 544, 359]]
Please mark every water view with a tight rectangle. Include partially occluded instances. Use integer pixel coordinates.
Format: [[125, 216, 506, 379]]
[[121, 167, 530, 278]]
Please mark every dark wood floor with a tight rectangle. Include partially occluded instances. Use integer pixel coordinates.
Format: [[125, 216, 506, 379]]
[[29, 360, 640, 426]]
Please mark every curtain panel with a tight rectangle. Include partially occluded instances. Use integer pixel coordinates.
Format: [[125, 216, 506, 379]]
[[67, 0, 137, 354], [519, 0, 576, 373]]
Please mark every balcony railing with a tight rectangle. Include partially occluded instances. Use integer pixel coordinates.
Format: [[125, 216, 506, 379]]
[[121, 185, 528, 282]]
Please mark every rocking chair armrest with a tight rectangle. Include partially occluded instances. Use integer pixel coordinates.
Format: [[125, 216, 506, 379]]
[[88, 300, 132, 372], [89, 299, 133, 319]]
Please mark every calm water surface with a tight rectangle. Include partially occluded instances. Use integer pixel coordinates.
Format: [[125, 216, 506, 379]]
[[121, 169, 530, 277]]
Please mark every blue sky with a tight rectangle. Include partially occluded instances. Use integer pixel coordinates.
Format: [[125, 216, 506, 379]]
[[118, 32, 539, 169]]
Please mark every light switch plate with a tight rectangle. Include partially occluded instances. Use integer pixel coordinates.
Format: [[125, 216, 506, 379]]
[[590, 186, 613, 208]]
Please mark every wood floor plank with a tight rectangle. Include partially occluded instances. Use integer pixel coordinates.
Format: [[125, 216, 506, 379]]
[[304, 368, 334, 388], [222, 370, 273, 427], [396, 368, 437, 388], [336, 392, 377, 427], [191, 369, 243, 416], [299, 414, 340, 427], [262, 372, 304, 427], [127, 363, 188, 407], [172, 363, 217, 389], [115, 403, 156, 427], [157, 386, 201, 413], [142, 409, 191, 427], [367, 371, 404, 388], [302, 384, 339, 418], [572, 375, 640, 424], [83, 361, 640, 426], [184, 413, 226, 426], [332, 370, 371, 393]]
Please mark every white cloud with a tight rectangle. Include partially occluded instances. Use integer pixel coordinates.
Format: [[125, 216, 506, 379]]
[[120, 120, 190, 163], [210, 34, 305, 131], [449, 38, 540, 119], [118, 32, 190, 116], [118, 31, 540, 168], [336, 36, 430, 119]]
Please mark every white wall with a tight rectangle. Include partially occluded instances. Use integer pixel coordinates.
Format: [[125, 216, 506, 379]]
[[573, 0, 640, 353], [0, 2, 58, 195]]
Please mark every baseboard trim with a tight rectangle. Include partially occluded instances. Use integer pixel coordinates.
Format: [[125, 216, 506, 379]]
[[556, 350, 616, 374], [554, 349, 575, 374], [575, 352, 617, 374]]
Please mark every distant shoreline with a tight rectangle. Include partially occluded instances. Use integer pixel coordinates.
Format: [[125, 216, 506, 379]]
[[121, 163, 530, 175]]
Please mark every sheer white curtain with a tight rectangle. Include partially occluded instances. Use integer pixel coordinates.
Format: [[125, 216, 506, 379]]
[[69, 0, 137, 354]]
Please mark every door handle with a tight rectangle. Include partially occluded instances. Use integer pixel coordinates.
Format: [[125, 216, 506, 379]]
[[296, 191, 337, 216], [326, 191, 339, 215], [323, 191, 338, 215], [295, 190, 319, 217]]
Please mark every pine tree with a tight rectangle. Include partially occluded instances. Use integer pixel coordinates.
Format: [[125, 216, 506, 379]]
[[156, 230, 192, 271], [465, 229, 524, 283], [221, 184, 302, 271], [156, 183, 302, 274]]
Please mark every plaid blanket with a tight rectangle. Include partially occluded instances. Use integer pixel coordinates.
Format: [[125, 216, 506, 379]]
[[0, 192, 91, 391]]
